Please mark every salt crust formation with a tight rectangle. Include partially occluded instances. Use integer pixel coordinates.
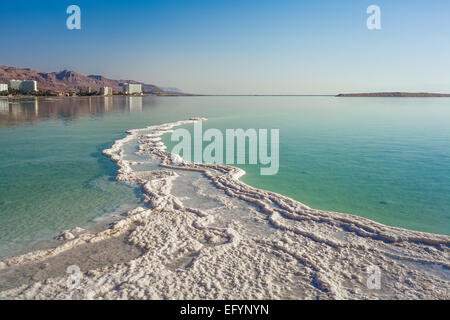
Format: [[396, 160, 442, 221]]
[[0, 118, 449, 299]]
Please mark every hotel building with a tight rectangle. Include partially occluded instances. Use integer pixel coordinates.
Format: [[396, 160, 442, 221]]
[[9, 80, 38, 92], [100, 87, 113, 96], [123, 83, 142, 95]]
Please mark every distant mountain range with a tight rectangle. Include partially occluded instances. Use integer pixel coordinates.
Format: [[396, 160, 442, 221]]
[[337, 92, 450, 97], [159, 87, 183, 93], [0, 66, 184, 95]]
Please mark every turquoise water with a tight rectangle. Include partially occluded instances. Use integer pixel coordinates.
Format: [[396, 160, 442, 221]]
[[0, 96, 449, 258]]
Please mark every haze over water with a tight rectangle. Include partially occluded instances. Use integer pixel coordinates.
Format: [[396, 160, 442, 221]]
[[0, 96, 449, 259]]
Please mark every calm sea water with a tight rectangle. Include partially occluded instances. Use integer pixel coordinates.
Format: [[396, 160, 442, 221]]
[[0, 96, 449, 258]]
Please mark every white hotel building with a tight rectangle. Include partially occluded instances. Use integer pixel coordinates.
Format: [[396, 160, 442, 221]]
[[100, 87, 113, 96], [123, 83, 142, 95], [0, 84, 8, 92], [9, 79, 37, 92]]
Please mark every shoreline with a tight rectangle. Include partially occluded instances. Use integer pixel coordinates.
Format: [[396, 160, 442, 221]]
[[0, 118, 449, 299]]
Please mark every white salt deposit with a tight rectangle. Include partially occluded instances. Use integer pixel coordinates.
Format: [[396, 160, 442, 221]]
[[0, 118, 448, 300]]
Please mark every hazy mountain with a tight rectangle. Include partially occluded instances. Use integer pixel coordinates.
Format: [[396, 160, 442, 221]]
[[337, 92, 450, 97], [159, 87, 183, 93]]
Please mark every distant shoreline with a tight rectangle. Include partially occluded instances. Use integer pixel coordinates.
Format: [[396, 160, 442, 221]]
[[337, 92, 450, 97], [4, 92, 450, 98]]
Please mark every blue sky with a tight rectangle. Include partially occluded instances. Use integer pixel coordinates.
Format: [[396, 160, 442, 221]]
[[1, 0, 449, 94]]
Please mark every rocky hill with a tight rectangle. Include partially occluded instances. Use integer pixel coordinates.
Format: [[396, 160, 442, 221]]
[[0, 66, 167, 94]]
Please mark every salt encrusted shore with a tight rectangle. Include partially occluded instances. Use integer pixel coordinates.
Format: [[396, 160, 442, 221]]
[[0, 118, 449, 300]]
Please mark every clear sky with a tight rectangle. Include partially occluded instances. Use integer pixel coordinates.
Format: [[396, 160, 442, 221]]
[[1, 0, 450, 94]]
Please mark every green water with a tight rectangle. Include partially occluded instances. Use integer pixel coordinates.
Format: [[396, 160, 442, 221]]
[[0, 96, 449, 258]]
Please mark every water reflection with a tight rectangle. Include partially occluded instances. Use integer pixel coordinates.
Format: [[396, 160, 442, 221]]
[[0, 96, 156, 127], [0, 99, 9, 114], [126, 97, 143, 112]]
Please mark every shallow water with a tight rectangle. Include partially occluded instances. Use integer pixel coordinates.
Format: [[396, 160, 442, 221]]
[[0, 96, 449, 259]]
